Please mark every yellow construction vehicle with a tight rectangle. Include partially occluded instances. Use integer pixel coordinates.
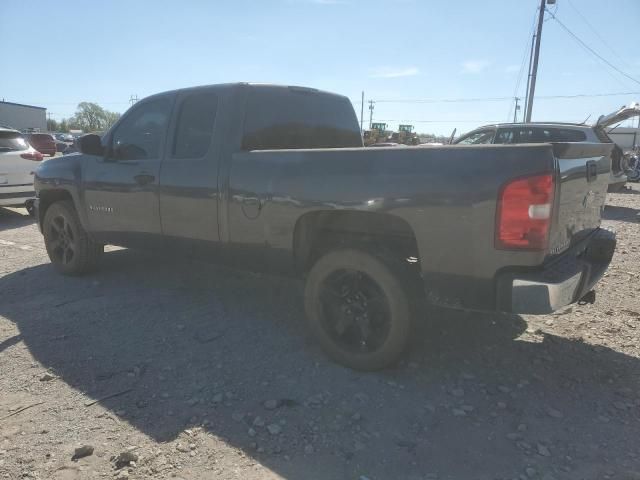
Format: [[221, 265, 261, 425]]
[[364, 122, 389, 146], [395, 124, 419, 145]]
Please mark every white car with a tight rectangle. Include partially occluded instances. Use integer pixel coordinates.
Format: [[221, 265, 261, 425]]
[[453, 103, 640, 192], [0, 127, 44, 214]]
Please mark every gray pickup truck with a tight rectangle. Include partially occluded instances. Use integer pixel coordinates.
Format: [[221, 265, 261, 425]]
[[34, 83, 616, 370]]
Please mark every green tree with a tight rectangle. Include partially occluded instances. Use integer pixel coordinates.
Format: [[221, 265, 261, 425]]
[[71, 102, 106, 132], [103, 110, 121, 130], [47, 118, 59, 132], [59, 119, 69, 133], [69, 102, 121, 133]]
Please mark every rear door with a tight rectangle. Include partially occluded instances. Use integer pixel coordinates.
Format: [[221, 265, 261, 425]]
[[82, 95, 174, 240], [549, 142, 613, 254], [158, 87, 220, 242], [0, 131, 34, 187]]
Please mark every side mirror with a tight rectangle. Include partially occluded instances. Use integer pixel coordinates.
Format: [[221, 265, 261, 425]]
[[78, 134, 104, 156]]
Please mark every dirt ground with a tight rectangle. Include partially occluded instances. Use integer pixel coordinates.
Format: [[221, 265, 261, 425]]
[[0, 185, 639, 480]]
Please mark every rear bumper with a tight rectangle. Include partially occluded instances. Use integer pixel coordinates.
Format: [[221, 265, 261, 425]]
[[495, 228, 616, 314]]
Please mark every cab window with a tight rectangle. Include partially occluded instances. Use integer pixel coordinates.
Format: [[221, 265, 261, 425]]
[[241, 88, 362, 150]]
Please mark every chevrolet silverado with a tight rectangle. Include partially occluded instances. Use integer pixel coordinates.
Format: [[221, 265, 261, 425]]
[[34, 83, 616, 370]]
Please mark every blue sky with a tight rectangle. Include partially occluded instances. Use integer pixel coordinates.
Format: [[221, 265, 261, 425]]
[[2, 0, 639, 135]]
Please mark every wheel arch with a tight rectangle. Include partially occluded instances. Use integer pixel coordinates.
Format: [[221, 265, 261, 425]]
[[293, 210, 422, 274], [38, 189, 78, 231]]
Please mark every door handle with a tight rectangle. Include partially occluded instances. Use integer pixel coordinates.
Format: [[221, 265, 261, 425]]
[[134, 173, 155, 186], [586, 160, 597, 182]]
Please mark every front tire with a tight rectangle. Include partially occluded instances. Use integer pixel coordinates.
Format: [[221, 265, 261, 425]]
[[43, 200, 103, 275], [304, 248, 413, 371]]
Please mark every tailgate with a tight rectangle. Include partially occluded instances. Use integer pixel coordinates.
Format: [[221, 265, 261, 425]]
[[549, 142, 613, 254]]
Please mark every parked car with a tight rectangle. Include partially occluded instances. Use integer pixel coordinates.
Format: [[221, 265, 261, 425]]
[[55, 140, 69, 153], [25, 133, 57, 157], [54, 133, 74, 143], [453, 104, 640, 193], [34, 83, 616, 370], [0, 127, 44, 214]]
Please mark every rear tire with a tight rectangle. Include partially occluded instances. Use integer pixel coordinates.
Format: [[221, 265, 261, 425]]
[[43, 200, 103, 275], [304, 248, 413, 371]]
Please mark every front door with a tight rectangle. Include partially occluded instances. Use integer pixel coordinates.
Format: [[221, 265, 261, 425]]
[[83, 95, 174, 245]]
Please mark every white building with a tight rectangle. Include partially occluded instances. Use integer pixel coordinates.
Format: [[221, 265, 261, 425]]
[[0, 101, 47, 132], [608, 128, 639, 151]]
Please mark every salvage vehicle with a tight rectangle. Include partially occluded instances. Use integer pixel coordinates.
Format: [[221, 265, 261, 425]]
[[453, 103, 640, 193], [0, 127, 44, 214], [34, 83, 616, 370]]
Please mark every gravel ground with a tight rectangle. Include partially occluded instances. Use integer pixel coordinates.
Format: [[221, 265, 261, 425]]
[[0, 185, 639, 480]]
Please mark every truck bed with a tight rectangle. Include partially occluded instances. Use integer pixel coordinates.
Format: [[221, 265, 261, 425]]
[[228, 142, 612, 311]]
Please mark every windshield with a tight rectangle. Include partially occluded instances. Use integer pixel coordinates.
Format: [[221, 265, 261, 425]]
[[0, 131, 29, 151]]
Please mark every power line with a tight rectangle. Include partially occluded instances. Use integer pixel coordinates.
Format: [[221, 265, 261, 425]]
[[566, 0, 632, 70], [366, 91, 640, 104], [8, 101, 130, 105], [375, 96, 511, 104], [374, 119, 504, 124], [547, 10, 640, 87], [15, 90, 640, 109]]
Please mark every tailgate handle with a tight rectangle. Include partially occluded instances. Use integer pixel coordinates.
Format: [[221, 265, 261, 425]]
[[586, 160, 597, 182]]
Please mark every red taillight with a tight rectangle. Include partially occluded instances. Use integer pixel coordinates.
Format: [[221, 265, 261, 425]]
[[21, 152, 44, 161], [496, 173, 554, 250]]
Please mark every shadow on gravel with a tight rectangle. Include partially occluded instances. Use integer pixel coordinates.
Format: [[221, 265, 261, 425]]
[[603, 204, 640, 222], [617, 186, 640, 195], [0, 207, 35, 232], [1, 249, 638, 479]]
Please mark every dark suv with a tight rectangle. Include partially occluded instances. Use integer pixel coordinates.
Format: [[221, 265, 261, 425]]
[[454, 122, 627, 192]]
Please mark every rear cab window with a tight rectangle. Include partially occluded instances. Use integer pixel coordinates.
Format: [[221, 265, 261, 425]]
[[241, 87, 362, 150], [0, 131, 29, 151]]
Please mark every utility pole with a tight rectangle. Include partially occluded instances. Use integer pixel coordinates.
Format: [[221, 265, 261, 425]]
[[368, 100, 375, 129], [129, 94, 138, 106], [360, 91, 365, 133], [513, 97, 521, 123], [524, 0, 554, 122]]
